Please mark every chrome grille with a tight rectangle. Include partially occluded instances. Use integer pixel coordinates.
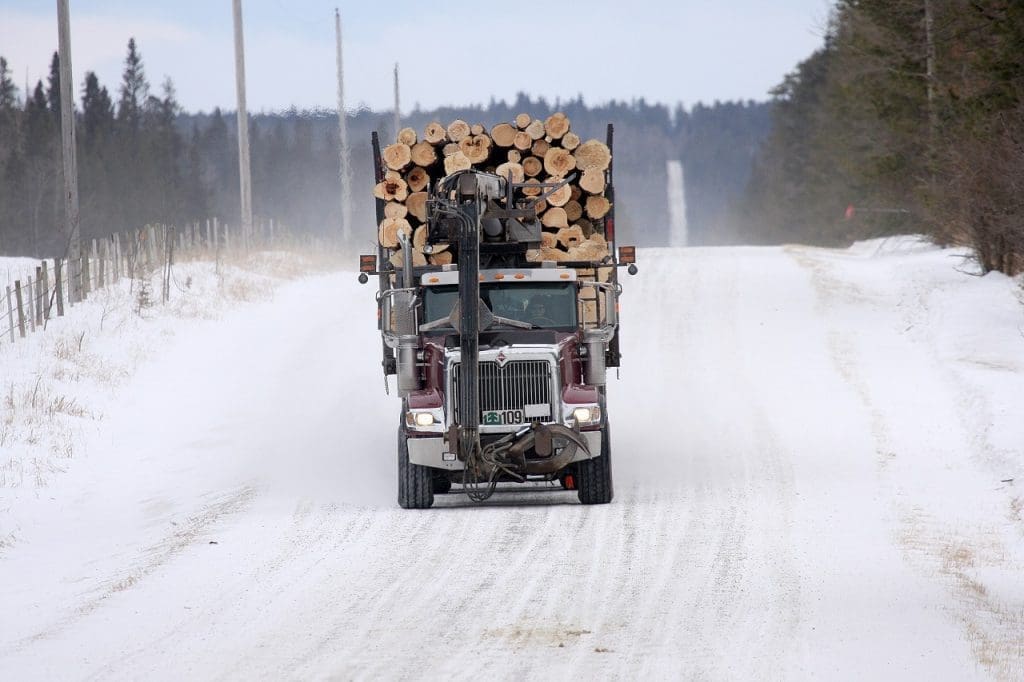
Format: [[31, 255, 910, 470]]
[[451, 360, 553, 422]]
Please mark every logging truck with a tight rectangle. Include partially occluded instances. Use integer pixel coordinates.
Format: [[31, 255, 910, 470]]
[[360, 114, 636, 508]]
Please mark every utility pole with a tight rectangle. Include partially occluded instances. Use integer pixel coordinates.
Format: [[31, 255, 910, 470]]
[[335, 9, 351, 244], [56, 0, 81, 302], [393, 62, 401, 139], [232, 0, 254, 245]]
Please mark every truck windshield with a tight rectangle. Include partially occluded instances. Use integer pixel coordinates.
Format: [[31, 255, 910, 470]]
[[423, 282, 577, 330]]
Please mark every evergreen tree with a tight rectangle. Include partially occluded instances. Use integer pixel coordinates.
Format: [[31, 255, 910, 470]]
[[46, 52, 61, 121], [0, 57, 17, 110], [23, 81, 56, 254], [117, 38, 148, 130], [80, 71, 114, 146]]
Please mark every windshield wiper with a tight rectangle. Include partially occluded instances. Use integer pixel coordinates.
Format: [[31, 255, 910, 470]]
[[488, 314, 536, 330]]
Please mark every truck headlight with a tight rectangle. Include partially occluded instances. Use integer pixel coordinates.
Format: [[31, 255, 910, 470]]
[[405, 409, 441, 429], [570, 405, 601, 426]]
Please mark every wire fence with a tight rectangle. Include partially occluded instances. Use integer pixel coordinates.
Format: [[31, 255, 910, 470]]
[[1, 217, 305, 348]]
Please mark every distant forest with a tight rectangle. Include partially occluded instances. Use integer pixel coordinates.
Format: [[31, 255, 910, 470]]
[[0, 39, 770, 258], [738, 0, 1023, 275], [8, 3, 1017, 275]]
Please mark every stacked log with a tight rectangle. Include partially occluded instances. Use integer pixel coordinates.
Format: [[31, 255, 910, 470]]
[[374, 112, 612, 266]]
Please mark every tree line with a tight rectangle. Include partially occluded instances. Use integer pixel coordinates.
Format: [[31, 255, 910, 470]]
[[736, 0, 1023, 275], [0, 38, 771, 257]]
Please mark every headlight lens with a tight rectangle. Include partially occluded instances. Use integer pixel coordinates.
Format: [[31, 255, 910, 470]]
[[405, 410, 439, 428], [572, 406, 601, 426]]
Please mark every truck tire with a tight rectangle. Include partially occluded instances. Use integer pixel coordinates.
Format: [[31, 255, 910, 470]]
[[398, 424, 434, 509], [576, 425, 613, 505]]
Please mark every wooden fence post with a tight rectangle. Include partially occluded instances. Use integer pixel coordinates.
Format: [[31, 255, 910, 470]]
[[27, 278, 37, 332], [40, 261, 51, 321], [34, 266, 44, 326], [5, 286, 15, 343], [113, 233, 122, 280], [82, 254, 91, 298], [97, 242, 106, 290], [15, 280, 27, 337], [91, 239, 99, 290], [55, 259, 65, 317]]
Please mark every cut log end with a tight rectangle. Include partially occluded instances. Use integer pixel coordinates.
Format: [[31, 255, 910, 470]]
[[515, 112, 532, 129], [525, 119, 545, 140], [397, 127, 418, 146], [410, 141, 438, 168], [545, 177, 572, 207], [423, 121, 447, 144], [447, 119, 471, 142], [544, 148, 575, 178], [544, 112, 571, 140], [585, 195, 611, 219], [574, 139, 612, 172], [429, 251, 453, 266], [383, 143, 412, 171], [579, 169, 606, 195], [444, 151, 472, 175], [374, 176, 409, 202], [542, 207, 569, 229], [496, 161, 525, 184], [406, 166, 430, 193], [564, 199, 583, 222], [406, 191, 429, 222], [379, 217, 412, 249], [491, 122, 517, 147], [556, 225, 585, 249], [384, 201, 408, 220], [459, 134, 492, 164]]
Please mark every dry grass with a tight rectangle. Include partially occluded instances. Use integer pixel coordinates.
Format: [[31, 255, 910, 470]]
[[1, 247, 330, 490]]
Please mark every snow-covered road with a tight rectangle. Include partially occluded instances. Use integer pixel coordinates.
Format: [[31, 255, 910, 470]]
[[1, 241, 1022, 679]]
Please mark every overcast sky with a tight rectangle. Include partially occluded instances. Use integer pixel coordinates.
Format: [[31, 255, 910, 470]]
[[0, 1, 832, 114]]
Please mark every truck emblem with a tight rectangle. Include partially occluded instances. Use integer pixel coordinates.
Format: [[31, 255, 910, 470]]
[[496, 351, 508, 368]]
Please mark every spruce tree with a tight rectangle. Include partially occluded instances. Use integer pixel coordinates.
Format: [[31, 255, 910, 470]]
[[117, 38, 148, 130], [0, 57, 17, 110], [80, 71, 114, 146]]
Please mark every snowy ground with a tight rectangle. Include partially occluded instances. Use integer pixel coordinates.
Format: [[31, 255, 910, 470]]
[[0, 238, 1022, 680]]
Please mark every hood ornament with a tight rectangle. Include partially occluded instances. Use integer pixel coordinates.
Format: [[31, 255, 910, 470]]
[[496, 350, 509, 368]]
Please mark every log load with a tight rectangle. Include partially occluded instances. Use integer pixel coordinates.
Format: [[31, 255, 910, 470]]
[[375, 112, 613, 265]]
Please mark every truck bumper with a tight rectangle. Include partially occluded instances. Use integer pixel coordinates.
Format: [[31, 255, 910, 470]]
[[407, 431, 602, 471]]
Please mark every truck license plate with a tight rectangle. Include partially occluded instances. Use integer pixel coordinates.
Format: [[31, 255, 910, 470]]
[[482, 409, 524, 425]]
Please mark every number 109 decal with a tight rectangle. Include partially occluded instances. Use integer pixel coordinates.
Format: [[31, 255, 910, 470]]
[[482, 409, 524, 425]]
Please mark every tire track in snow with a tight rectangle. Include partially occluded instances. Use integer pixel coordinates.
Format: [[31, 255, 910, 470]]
[[1, 484, 258, 660], [789, 245, 1023, 681]]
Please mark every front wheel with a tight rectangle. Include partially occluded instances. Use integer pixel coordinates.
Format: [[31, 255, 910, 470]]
[[576, 426, 613, 505], [398, 424, 434, 509]]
